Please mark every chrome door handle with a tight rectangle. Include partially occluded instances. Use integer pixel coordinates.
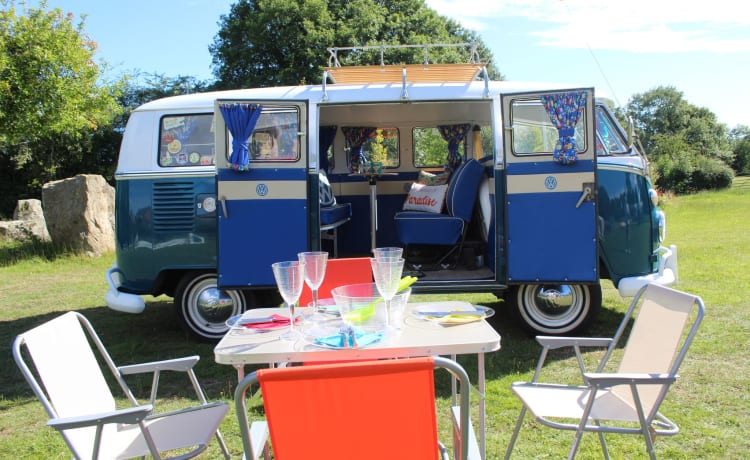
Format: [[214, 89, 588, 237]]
[[576, 186, 593, 208]]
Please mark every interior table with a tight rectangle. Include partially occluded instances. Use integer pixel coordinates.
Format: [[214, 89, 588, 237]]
[[215, 303, 501, 459]]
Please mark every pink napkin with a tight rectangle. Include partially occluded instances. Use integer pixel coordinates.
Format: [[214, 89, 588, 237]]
[[242, 314, 298, 330]]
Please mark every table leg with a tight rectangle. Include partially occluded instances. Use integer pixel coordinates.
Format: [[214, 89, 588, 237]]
[[369, 180, 377, 251], [235, 364, 245, 382], [478, 352, 486, 460]]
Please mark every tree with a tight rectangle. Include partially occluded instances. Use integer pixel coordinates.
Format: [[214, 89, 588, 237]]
[[209, 0, 501, 90], [0, 1, 121, 216], [625, 86, 734, 193], [626, 86, 731, 162], [729, 125, 750, 174]]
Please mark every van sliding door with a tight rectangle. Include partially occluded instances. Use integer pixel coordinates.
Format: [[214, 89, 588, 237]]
[[215, 101, 308, 288]]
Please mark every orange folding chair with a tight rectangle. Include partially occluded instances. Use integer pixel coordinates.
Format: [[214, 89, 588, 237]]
[[298, 256, 373, 307], [235, 356, 477, 460]]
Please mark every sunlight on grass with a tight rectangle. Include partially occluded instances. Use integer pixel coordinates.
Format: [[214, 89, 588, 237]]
[[1, 187, 748, 458]]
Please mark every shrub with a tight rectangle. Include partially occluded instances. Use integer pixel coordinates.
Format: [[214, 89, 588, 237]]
[[691, 156, 734, 190]]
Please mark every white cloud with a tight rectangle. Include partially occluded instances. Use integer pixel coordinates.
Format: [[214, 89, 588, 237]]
[[426, 0, 750, 53]]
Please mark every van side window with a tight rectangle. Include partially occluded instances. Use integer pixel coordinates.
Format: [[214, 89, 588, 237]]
[[509, 99, 586, 156], [361, 127, 399, 168], [245, 106, 300, 162], [159, 114, 215, 167], [413, 127, 465, 167]]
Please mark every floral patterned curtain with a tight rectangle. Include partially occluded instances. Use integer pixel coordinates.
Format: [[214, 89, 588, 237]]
[[438, 124, 471, 172], [540, 92, 587, 165], [341, 127, 376, 173], [319, 126, 337, 173], [218, 103, 263, 171]]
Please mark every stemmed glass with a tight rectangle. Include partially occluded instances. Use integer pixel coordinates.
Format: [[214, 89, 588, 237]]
[[298, 251, 328, 316], [372, 247, 403, 261], [369, 257, 405, 329], [271, 260, 305, 340]]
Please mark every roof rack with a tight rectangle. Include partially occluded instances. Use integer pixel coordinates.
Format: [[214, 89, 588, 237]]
[[321, 43, 490, 101]]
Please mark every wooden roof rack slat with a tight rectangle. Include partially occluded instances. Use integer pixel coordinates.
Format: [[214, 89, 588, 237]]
[[324, 63, 485, 84]]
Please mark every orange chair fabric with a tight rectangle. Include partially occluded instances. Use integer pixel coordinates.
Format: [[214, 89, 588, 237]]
[[298, 257, 373, 307], [257, 357, 439, 460]]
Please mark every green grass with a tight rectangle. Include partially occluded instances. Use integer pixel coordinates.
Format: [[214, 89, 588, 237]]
[[1, 184, 748, 459]]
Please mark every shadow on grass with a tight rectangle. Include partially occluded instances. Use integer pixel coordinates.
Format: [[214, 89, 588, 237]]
[[0, 239, 83, 266], [3, 293, 632, 406], [449, 296, 631, 389], [1, 301, 243, 407]]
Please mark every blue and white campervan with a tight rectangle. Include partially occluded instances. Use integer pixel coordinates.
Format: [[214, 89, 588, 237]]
[[106, 46, 676, 341]]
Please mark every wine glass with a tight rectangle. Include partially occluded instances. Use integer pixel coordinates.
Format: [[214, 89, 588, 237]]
[[369, 257, 404, 329], [271, 260, 305, 340], [298, 251, 328, 316], [372, 247, 403, 261]]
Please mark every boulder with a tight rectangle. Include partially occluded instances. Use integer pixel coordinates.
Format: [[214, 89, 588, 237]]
[[42, 174, 115, 256], [0, 199, 51, 242]]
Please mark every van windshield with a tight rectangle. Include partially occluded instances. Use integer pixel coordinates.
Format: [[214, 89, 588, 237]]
[[595, 107, 629, 155]]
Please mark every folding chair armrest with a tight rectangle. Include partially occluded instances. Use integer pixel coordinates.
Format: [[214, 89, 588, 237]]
[[531, 337, 612, 382], [536, 336, 612, 349], [583, 372, 678, 387], [118, 356, 200, 375], [48, 404, 154, 431]]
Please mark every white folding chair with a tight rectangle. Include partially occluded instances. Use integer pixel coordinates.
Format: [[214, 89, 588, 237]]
[[505, 283, 705, 460], [13, 311, 230, 460]]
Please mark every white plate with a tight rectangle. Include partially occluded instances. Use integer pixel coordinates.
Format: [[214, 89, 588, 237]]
[[410, 302, 494, 324]]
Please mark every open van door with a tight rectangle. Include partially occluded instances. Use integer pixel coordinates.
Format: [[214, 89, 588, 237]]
[[502, 89, 600, 334], [215, 101, 308, 288]]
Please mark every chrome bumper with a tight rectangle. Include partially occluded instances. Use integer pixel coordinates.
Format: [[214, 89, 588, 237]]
[[105, 264, 146, 314], [617, 245, 678, 297]]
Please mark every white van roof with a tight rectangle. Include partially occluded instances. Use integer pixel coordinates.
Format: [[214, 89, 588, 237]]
[[133, 79, 589, 113]]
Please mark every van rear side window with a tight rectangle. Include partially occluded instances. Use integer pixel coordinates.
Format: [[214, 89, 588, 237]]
[[159, 114, 215, 167]]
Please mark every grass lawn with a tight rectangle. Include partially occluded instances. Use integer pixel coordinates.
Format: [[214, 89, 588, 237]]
[[1, 183, 748, 459]]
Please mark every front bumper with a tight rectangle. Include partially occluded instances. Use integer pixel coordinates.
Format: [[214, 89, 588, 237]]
[[105, 264, 146, 314], [617, 245, 678, 297]]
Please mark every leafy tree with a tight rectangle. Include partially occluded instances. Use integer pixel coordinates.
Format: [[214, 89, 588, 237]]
[[625, 86, 734, 192], [729, 125, 750, 174], [209, 0, 502, 90], [0, 1, 121, 216], [0, 1, 119, 157], [627, 86, 731, 163]]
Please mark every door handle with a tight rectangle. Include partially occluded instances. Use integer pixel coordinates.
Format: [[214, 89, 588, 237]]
[[219, 196, 228, 219], [576, 185, 593, 208]]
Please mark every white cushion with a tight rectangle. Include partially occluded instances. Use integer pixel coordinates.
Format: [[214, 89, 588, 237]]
[[403, 183, 448, 213]]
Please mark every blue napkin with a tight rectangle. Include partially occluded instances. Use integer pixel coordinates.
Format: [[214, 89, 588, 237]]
[[314, 328, 383, 348]]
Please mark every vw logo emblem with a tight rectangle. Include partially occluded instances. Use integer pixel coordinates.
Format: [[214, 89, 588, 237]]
[[256, 183, 268, 196], [544, 176, 557, 190]]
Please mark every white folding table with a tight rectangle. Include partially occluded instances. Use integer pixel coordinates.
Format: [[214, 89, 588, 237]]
[[215, 303, 501, 459]]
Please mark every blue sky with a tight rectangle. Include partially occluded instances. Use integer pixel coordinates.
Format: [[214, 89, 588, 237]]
[[29, 0, 750, 128]]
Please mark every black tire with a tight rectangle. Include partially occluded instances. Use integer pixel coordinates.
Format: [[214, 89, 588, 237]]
[[174, 271, 250, 342], [508, 283, 601, 335]]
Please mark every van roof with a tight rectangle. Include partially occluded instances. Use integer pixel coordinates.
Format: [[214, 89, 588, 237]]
[[134, 79, 590, 113]]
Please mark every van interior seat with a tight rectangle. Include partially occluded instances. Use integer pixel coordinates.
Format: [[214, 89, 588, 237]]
[[393, 158, 485, 266], [319, 171, 351, 258]]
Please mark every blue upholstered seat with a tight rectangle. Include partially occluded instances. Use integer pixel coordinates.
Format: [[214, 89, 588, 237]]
[[320, 202, 351, 226], [394, 159, 485, 264], [319, 171, 351, 257]]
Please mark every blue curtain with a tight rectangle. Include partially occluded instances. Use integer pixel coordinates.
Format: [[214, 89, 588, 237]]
[[438, 124, 471, 172], [218, 103, 263, 171], [341, 127, 376, 173], [319, 126, 337, 173], [540, 92, 587, 165]]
